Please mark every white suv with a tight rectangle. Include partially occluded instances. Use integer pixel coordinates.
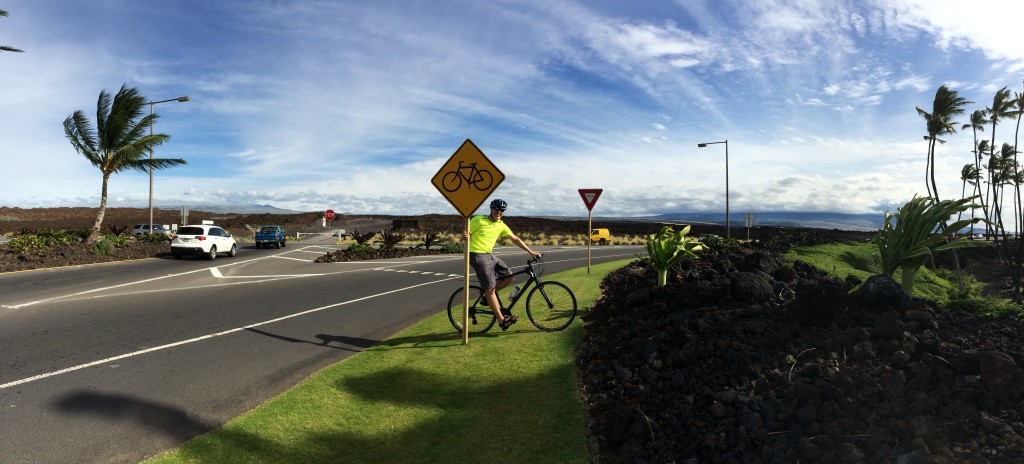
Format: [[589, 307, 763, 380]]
[[132, 223, 171, 236], [170, 224, 237, 260]]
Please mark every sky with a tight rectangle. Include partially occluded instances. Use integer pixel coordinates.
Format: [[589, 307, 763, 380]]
[[2, 0, 1024, 219]]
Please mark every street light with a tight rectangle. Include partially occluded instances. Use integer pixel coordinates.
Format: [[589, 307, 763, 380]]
[[147, 96, 190, 234], [697, 140, 729, 239]]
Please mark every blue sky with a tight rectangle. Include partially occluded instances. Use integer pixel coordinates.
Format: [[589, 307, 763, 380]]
[[2, 0, 1023, 218]]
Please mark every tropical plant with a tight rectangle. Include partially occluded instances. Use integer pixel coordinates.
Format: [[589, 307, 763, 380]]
[[872, 196, 988, 296], [916, 85, 971, 200], [643, 225, 703, 287], [377, 229, 405, 250], [416, 229, 442, 249], [350, 229, 377, 245], [1, 9, 23, 53], [63, 84, 186, 243]]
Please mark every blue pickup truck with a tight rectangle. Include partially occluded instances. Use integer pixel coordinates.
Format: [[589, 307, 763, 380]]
[[254, 225, 286, 249]]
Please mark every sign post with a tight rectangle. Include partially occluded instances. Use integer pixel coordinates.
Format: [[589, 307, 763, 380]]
[[578, 189, 603, 274], [324, 209, 335, 228], [432, 139, 504, 344]]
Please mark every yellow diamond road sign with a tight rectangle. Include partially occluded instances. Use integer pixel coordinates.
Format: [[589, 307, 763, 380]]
[[432, 139, 504, 217]]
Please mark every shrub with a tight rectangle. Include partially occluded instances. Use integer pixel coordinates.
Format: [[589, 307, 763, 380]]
[[441, 241, 464, 254], [346, 243, 371, 254], [91, 239, 115, 256], [9, 234, 50, 255], [8, 228, 81, 255], [103, 233, 132, 248]]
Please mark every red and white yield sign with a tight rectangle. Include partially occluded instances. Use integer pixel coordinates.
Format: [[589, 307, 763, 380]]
[[578, 189, 603, 211], [324, 209, 336, 221]]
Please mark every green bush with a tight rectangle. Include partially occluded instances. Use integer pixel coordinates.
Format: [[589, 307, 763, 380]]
[[8, 228, 81, 255], [91, 239, 115, 256], [103, 233, 132, 248], [440, 241, 464, 254], [346, 243, 371, 254], [9, 234, 51, 255]]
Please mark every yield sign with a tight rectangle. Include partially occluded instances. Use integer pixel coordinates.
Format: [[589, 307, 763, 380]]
[[432, 139, 504, 217], [578, 188, 603, 211]]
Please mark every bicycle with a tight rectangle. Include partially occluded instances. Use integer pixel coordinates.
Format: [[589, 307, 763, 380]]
[[441, 161, 494, 192], [447, 255, 578, 334]]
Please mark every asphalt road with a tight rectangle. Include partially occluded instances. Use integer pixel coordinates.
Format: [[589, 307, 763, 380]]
[[0, 237, 642, 463]]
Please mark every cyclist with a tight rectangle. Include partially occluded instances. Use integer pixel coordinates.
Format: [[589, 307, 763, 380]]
[[464, 198, 542, 331]]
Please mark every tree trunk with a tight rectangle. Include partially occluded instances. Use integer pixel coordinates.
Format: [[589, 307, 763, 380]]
[[88, 174, 110, 244]]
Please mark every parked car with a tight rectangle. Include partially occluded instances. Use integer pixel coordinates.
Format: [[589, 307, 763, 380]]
[[170, 224, 237, 260], [132, 223, 171, 236], [254, 225, 286, 249], [591, 228, 612, 245]]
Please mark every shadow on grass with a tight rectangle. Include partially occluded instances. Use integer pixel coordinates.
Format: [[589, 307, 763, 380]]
[[142, 358, 586, 463]]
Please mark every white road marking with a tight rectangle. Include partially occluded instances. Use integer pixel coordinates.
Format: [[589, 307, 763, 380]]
[[0, 276, 458, 390]]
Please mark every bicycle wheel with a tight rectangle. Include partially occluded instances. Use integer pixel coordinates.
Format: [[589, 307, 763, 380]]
[[525, 281, 578, 331], [441, 171, 462, 192], [471, 169, 493, 191], [447, 285, 496, 334]]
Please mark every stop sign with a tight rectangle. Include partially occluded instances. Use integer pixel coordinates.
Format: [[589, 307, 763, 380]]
[[324, 209, 336, 221]]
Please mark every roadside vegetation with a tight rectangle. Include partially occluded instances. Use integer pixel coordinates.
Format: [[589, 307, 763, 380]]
[[784, 240, 1019, 315], [331, 230, 650, 248], [145, 258, 635, 464], [917, 82, 1024, 302]]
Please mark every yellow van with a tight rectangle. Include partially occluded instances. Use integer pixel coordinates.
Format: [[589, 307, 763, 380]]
[[591, 228, 612, 245]]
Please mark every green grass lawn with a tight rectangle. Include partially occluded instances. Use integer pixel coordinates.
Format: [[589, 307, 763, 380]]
[[145, 258, 637, 464]]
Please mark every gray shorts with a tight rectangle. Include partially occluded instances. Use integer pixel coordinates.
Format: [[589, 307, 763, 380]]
[[469, 252, 511, 290]]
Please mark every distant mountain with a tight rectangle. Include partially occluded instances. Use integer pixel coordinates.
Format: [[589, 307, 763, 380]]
[[651, 211, 883, 232], [160, 204, 307, 215]]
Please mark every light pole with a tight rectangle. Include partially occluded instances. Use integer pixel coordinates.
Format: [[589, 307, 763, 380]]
[[147, 96, 190, 234], [697, 140, 729, 239]]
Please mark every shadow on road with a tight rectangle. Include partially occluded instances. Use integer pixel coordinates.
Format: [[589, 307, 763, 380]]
[[55, 391, 215, 442]]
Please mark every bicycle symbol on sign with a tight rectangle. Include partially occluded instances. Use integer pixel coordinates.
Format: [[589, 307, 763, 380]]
[[441, 161, 494, 193]]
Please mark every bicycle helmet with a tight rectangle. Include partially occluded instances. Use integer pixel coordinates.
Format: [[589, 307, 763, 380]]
[[489, 199, 508, 211]]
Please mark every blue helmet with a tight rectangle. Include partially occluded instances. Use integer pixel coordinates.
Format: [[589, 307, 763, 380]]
[[489, 199, 508, 211]]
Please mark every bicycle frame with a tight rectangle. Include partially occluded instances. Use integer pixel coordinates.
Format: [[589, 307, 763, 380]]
[[475, 257, 544, 314]]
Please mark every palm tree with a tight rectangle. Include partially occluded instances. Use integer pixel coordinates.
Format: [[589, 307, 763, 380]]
[[917, 86, 971, 200], [63, 84, 186, 243], [1, 9, 24, 53], [959, 164, 981, 234], [985, 86, 1016, 240], [963, 109, 989, 228]]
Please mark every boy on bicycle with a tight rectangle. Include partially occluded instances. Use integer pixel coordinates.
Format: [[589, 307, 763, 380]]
[[464, 198, 542, 331]]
